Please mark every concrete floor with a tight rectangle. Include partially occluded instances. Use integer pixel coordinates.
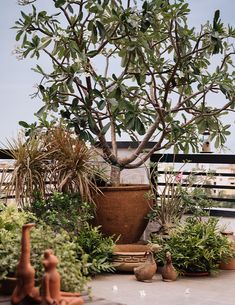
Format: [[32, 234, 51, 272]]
[[90, 270, 235, 305]]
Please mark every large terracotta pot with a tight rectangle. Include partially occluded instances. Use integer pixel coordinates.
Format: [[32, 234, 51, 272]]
[[93, 185, 152, 244]]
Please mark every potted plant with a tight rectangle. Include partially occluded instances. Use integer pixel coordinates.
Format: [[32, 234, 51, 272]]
[[13, 0, 235, 242], [148, 163, 214, 235], [151, 217, 235, 275]]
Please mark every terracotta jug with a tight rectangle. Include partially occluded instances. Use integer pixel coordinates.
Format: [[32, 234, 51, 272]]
[[11, 223, 41, 305], [220, 231, 235, 270], [161, 251, 178, 281]]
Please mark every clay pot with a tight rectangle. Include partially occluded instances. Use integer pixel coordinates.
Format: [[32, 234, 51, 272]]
[[93, 185, 152, 244], [0, 277, 17, 295], [220, 231, 235, 270], [113, 244, 151, 272]]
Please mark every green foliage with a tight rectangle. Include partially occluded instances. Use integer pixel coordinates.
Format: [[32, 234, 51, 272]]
[[151, 217, 235, 274], [0, 205, 89, 292], [4, 126, 102, 205], [13, 0, 235, 179], [28, 192, 94, 233], [76, 223, 115, 275]]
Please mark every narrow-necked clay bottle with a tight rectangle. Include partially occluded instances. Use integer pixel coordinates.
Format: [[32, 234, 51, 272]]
[[11, 223, 41, 305], [161, 251, 178, 282]]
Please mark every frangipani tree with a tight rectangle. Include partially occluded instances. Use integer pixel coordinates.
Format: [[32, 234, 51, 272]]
[[14, 0, 235, 185]]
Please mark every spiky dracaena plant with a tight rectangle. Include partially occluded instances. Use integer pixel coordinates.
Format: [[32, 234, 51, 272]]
[[4, 134, 51, 206], [45, 127, 100, 203]]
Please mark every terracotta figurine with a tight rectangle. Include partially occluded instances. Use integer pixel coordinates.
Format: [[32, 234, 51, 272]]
[[134, 251, 157, 282], [42, 249, 84, 305], [161, 251, 178, 282], [11, 223, 41, 305]]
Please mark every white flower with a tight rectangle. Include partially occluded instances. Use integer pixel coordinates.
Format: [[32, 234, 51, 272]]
[[53, 35, 61, 42], [70, 133, 77, 140], [139, 290, 146, 297], [179, 71, 185, 78], [85, 140, 91, 150], [12, 45, 24, 60], [223, 27, 229, 35], [57, 29, 69, 39], [112, 285, 118, 292], [18, 0, 35, 5], [75, 57, 82, 65], [184, 288, 191, 294], [157, 13, 163, 21]]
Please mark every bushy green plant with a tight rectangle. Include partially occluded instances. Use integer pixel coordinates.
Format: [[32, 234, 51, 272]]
[[76, 223, 115, 275], [151, 217, 235, 274], [28, 192, 94, 233], [0, 205, 89, 292]]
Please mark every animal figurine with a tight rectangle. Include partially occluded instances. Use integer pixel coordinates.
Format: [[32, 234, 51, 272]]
[[134, 251, 157, 282], [41, 249, 84, 305], [161, 251, 178, 282], [11, 223, 41, 305]]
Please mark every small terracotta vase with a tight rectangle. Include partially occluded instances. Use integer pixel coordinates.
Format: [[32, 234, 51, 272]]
[[11, 223, 41, 305], [161, 251, 178, 282], [220, 231, 235, 270]]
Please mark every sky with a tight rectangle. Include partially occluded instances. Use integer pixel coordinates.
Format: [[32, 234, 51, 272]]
[[0, 0, 235, 152]]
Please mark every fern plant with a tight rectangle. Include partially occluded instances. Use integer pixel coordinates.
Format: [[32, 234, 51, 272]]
[[76, 223, 115, 275]]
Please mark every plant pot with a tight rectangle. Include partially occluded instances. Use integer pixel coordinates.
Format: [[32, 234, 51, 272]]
[[220, 231, 235, 270], [113, 244, 151, 272], [184, 271, 210, 277], [93, 185, 152, 244], [0, 277, 17, 295]]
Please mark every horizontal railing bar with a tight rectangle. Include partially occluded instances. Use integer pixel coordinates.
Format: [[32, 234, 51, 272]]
[[156, 182, 235, 190], [150, 153, 235, 164], [155, 170, 235, 177]]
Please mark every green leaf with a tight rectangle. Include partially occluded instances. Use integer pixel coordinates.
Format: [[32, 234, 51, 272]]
[[135, 118, 145, 135], [18, 121, 29, 128], [101, 122, 111, 135], [96, 20, 105, 39], [54, 0, 66, 8]]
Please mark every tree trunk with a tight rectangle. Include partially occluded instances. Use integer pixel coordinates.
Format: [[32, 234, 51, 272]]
[[110, 165, 121, 186]]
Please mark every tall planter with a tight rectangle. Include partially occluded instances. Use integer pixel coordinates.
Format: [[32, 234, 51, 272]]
[[93, 185, 152, 244]]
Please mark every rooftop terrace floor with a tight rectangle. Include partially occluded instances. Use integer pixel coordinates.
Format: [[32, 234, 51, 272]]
[[90, 270, 235, 305]]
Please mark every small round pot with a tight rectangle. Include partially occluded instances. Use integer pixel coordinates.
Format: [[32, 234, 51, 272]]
[[184, 271, 210, 277], [113, 244, 151, 272]]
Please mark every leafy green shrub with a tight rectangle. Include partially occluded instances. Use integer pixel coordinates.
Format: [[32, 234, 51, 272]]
[[0, 205, 89, 292], [29, 192, 94, 233], [151, 217, 235, 274], [76, 223, 115, 275]]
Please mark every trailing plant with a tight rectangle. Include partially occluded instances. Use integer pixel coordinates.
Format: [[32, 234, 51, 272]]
[[14, 0, 235, 185], [76, 223, 115, 276], [148, 162, 213, 234], [28, 192, 95, 233], [151, 217, 235, 274], [0, 205, 89, 292]]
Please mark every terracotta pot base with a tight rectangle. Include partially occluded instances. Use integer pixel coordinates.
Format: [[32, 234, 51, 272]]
[[113, 244, 151, 272]]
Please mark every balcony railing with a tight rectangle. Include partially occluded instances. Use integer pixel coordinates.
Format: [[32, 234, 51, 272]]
[[150, 153, 235, 217]]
